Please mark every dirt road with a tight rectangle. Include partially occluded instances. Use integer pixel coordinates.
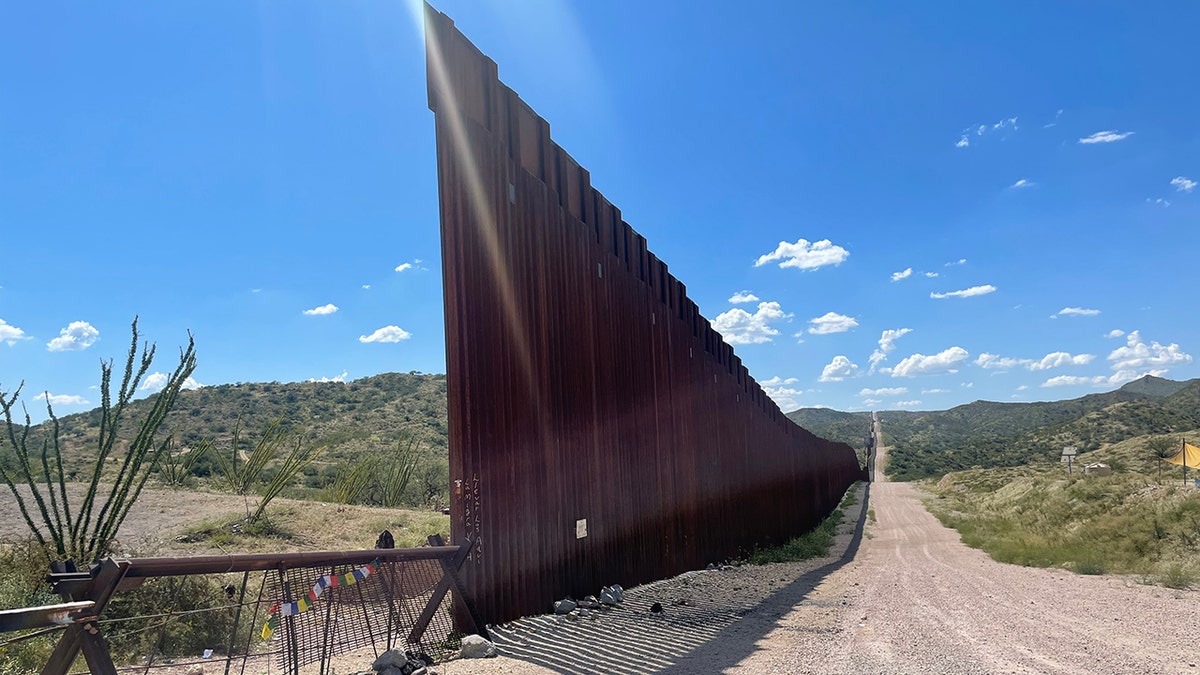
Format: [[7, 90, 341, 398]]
[[445, 438, 1197, 674]]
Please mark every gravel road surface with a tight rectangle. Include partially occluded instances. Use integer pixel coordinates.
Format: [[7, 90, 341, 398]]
[[439, 441, 1197, 674]]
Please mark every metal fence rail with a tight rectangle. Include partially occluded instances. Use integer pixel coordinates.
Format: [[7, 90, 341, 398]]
[[18, 538, 484, 675], [426, 3, 867, 626]]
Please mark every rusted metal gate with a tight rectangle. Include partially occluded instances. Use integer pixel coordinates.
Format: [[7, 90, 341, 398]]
[[426, 4, 866, 626]]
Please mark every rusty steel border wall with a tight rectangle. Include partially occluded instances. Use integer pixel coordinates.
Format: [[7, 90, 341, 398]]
[[425, 4, 866, 625]]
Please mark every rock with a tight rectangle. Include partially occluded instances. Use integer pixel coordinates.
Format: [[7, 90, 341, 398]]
[[459, 634, 496, 659], [185, 667, 203, 675], [599, 587, 621, 605], [554, 598, 577, 614], [578, 595, 602, 609], [706, 563, 717, 570], [372, 648, 408, 671]]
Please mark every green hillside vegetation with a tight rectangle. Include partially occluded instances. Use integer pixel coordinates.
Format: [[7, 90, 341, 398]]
[[789, 376, 1200, 481], [3, 372, 451, 508], [926, 431, 1200, 587]]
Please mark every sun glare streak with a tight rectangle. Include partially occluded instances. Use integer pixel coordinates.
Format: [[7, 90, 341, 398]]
[[421, 7, 544, 416]]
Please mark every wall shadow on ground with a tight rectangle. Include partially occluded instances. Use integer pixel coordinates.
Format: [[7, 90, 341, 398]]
[[486, 482, 871, 675]]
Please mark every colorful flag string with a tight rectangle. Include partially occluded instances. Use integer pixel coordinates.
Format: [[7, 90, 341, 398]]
[[262, 559, 378, 640]]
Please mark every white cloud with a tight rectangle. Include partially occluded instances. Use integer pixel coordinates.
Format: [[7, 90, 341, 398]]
[[975, 353, 1031, 370], [925, 272, 939, 278], [308, 370, 349, 383], [46, 321, 99, 352], [1052, 307, 1100, 318], [303, 303, 339, 316], [1079, 130, 1134, 144], [791, 332, 806, 344], [1108, 330, 1192, 372], [891, 267, 913, 282], [1030, 352, 1095, 371], [956, 117, 1018, 148], [1017, 385, 1029, 391], [819, 355, 860, 382], [1147, 198, 1171, 208], [891, 346, 969, 377], [860, 387, 908, 397], [1105, 329, 1125, 339], [0, 318, 26, 345], [1010, 178, 1034, 189], [1171, 176, 1197, 193], [862, 398, 882, 407], [977, 351, 1093, 371], [894, 400, 922, 408], [359, 325, 412, 343], [362, 284, 372, 290], [807, 312, 858, 335], [763, 385, 805, 411], [395, 263, 414, 272], [944, 258, 967, 267], [760, 376, 800, 387], [34, 392, 89, 406], [754, 239, 849, 270], [728, 291, 760, 304], [711, 301, 791, 345], [921, 388, 948, 394], [140, 372, 204, 392], [930, 285, 996, 299], [868, 328, 913, 373]]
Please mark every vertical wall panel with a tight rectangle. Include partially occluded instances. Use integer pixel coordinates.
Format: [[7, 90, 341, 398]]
[[426, 4, 866, 626]]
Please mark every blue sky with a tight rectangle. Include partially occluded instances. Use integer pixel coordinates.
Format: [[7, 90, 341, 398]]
[[2, 1, 1198, 421]]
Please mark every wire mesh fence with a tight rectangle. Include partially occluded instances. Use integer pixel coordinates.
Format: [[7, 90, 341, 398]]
[[3, 542, 480, 675]]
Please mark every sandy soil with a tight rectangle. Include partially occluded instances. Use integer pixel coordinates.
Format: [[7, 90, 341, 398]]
[[436, 438, 1198, 675]]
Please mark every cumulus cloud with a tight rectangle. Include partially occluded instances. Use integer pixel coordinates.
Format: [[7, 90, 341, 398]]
[[760, 376, 800, 387], [0, 318, 26, 345], [1108, 330, 1192, 372], [362, 284, 371, 290], [921, 388, 948, 394], [925, 272, 939, 278], [977, 351, 1093, 371], [46, 321, 99, 352], [728, 291, 760, 304], [868, 328, 913, 373], [395, 263, 414, 272], [359, 326, 412, 343], [34, 392, 89, 406], [975, 353, 1031, 370], [895, 400, 922, 408], [754, 239, 849, 270], [303, 303, 339, 316], [1079, 130, 1134, 144], [1171, 176, 1197, 193], [140, 372, 204, 392], [711, 301, 791, 345], [763, 384, 805, 411], [1052, 307, 1100, 318], [1030, 352, 1095, 371], [308, 370, 349, 383], [1010, 179, 1034, 189], [891, 268, 913, 282], [860, 387, 908, 397], [807, 312, 858, 335], [1105, 329, 1125, 339], [819, 355, 860, 382], [930, 285, 996, 299], [945, 258, 967, 267], [891, 347, 969, 377], [1147, 198, 1171, 208]]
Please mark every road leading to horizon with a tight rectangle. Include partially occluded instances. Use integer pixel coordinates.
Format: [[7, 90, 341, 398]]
[[731, 424, 1197, 674]]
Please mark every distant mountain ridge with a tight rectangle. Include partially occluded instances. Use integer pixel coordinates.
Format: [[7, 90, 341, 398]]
[[787, 375, 1200, 481]]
